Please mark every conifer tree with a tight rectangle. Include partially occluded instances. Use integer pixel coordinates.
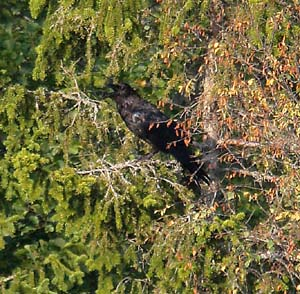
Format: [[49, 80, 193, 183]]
[[0, 0, 299, 292]]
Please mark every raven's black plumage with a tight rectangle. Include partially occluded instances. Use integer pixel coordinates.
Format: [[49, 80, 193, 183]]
[[108, 83, 210, 185]]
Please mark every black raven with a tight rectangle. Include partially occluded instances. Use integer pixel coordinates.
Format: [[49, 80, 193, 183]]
[[108, 83, 210, 185]]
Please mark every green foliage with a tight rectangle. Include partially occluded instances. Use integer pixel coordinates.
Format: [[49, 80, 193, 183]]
[[31, 0, 147, 84], [29, 0, 47, 19], [0, 83, 196, 292], [1, 0, 300, 293], [0, 0, 40, 87]]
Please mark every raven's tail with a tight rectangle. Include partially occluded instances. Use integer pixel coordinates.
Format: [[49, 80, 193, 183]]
[[171, 148, 210, 185]]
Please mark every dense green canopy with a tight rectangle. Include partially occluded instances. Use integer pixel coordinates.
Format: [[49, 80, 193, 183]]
[[0, 0, 299, 292]]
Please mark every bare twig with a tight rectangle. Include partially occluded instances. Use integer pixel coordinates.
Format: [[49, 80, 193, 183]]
[[0, 275, 15, 285]]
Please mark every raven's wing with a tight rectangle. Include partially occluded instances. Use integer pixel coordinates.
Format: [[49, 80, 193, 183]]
[[137, 103, 210, 184], [116, 94, 210, 184], [145, 119, 210, 184], [117, 97, 170, 143], [119, 97, 189, 151]]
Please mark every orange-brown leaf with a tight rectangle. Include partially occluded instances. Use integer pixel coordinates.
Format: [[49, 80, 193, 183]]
[[184, 137, 191, 147], [148, 122, 155, 130]]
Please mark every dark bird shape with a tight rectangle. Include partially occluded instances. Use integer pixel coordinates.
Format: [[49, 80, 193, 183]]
[[108, 83, 210, 185]]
